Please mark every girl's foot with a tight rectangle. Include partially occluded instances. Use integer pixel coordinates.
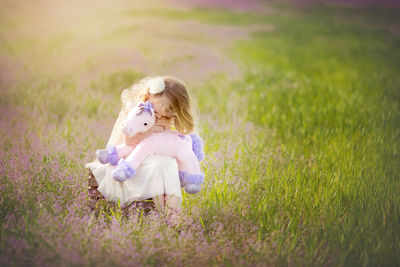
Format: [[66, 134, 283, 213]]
[[166, 207, 183, 232]]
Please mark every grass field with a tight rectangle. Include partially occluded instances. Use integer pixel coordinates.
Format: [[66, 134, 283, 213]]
[[1, 1, 399, 266]]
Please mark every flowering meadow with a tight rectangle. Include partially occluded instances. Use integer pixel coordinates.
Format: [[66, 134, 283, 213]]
[[1, 0, 400, 266]]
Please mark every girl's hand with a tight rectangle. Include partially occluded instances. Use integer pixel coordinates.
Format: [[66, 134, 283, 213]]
[[124, 133, 144, 147], [152, 117, 172, 132]]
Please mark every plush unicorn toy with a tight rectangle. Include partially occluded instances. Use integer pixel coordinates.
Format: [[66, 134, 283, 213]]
[[96, 101, 205, 194]]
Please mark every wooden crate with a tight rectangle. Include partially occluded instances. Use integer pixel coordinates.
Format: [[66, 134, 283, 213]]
[[87, 168, 155, 213]]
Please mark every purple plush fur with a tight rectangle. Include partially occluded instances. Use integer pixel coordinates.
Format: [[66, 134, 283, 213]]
[[138, 101, 153, 116], [184, 173, 205, 185], [179, 171, 186, 187], [190, 134, 205, 162], [107, 145, 119, 166], [117, 159, 136, 178]]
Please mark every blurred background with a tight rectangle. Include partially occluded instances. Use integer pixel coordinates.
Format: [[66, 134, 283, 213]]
[[1, 0, 400, 266]]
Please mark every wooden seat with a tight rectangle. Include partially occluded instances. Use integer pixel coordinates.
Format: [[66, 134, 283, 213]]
[[87, 168, 155, 214]]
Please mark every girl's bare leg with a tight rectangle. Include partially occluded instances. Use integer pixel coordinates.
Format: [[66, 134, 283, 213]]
[[153, 194, 166, 213], [165, 194, 180, 225]]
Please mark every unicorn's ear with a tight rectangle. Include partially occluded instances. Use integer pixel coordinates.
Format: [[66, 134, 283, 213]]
[[138, 101, 154, 116], [144, 100, 154, 110], [135, 107, 144, 115]]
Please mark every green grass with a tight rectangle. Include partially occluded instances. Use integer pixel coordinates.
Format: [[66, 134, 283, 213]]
[[193, 4, 400, 266], [1, 2, 400, 266], [124, 7, 270, 26]]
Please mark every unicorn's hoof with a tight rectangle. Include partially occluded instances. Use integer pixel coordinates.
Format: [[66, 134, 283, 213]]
[[96, 149, 109, 164], [112, 168, 128, 182], [178, 171, 186, 188], [185, 184, 201, 194]]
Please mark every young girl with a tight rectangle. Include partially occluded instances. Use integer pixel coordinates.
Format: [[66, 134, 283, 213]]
[[86, 76, 195, 224]]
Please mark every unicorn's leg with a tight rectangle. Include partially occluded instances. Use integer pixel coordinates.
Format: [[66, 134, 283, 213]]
[[112, 158, 136, 182], [112, 142, 153, 182], [96, 149, 111, 164], [115, 143, 135, 158], [185, 183, 202, 194], [96, 144, 133, 166], [124, 142, 153, 170], [177, 151, 204, 194], [96, 146, 119, 165]]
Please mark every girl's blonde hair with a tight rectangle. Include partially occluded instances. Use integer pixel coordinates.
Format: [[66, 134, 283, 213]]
[[157, 77, 194, 135], [107, 76, 194, 146]]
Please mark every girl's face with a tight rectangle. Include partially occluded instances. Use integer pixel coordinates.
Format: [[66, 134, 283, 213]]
[[147, 94, 173, 119]]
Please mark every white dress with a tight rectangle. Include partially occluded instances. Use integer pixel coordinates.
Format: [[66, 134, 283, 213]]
[[86, 102, 182, 208], [85, 155, 182, 208]]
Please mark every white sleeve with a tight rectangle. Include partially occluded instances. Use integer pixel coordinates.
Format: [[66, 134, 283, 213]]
[[106, 105, 128, 147]]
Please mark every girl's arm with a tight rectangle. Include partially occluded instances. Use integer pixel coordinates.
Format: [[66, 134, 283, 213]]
[[107, 105, 129, 147], [124, 117, 172, 146], [124, 130, 154, 147]]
